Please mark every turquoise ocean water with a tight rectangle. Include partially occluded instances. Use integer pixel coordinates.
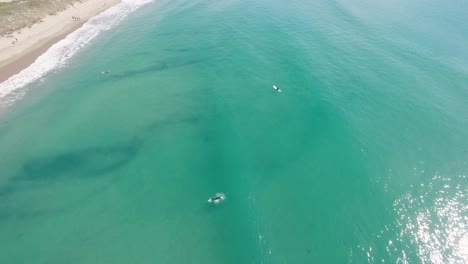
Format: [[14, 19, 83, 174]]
[[0, 0, 467, 263]]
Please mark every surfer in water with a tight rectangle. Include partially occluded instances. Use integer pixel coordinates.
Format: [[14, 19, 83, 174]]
[[273, 85, 282, 92], [208, 193, 225, 204]]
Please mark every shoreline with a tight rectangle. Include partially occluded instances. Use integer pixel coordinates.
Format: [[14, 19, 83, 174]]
[[0, 0, 121, 82]]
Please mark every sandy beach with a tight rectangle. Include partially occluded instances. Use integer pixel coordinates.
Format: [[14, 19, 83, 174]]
[[0, 0, 120, 82]]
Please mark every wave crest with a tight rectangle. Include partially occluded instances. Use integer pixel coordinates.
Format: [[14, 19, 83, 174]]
[[0, 0, 153, 106]]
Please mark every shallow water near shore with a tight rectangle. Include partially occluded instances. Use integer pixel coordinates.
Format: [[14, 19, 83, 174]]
[[0, 0, 467, 263]]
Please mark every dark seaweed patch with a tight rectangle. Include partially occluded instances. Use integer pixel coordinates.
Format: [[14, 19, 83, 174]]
[[18, 144, 139, 182], [0, 113, 203, 220], [106, 56, 204, 81]]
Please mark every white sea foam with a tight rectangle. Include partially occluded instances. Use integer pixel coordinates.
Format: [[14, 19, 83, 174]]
[[0, 0, 154, 106]]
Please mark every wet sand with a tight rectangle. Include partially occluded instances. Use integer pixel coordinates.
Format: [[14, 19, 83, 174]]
[[0, 0, 120, 82]]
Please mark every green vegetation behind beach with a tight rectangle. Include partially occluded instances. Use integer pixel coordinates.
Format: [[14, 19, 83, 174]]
[[0, 0, 81, 36], [0, 0, 467, 263]]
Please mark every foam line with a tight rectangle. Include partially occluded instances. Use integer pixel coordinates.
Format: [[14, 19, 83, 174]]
[[0, 0, 154, 104]]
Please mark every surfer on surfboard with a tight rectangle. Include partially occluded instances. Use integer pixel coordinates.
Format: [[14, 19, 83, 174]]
[[208, 193, 225, 204], [273, 85, 282, 92]]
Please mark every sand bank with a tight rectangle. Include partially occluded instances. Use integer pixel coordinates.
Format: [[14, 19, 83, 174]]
[[0, 0, 120, 82]]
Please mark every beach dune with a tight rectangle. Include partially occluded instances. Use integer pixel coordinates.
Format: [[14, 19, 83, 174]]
[[0, 0, 120, 82]]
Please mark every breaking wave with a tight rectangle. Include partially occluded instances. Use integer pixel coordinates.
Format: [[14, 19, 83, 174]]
[[0, 0, 154, 106]]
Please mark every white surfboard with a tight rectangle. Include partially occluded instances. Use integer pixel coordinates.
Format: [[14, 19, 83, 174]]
[[208, 193, 225, 204]]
